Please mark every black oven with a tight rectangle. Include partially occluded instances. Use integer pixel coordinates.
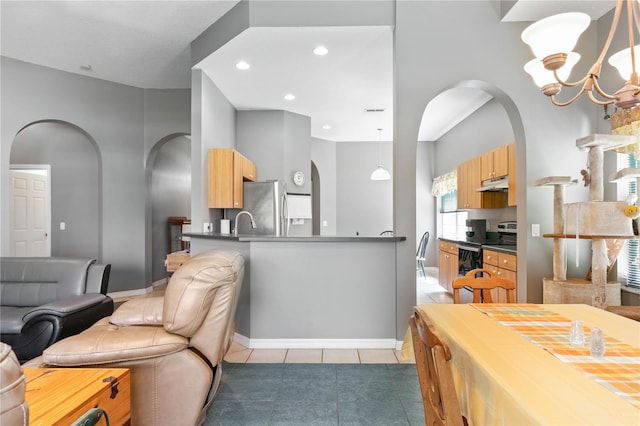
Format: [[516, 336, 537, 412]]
[[457, 242, 482, 276]]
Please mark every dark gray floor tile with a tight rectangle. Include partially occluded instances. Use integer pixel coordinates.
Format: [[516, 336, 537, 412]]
[[205, 400, 273, 426], [216, 377, 282, 401], [393, 379, 422, 402], [338, 400, 410, 425], [277, 378, 337, 402], [337, 378, 398, 402], [284, 363, 337, 380], [401, 400, 426, 426], [336, 364, 395, 381], [270, 400, 338, 426], [223, 363, 286, 380]]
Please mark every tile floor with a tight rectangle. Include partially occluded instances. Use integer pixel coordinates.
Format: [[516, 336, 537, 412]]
[[204, 362, 424, 426]]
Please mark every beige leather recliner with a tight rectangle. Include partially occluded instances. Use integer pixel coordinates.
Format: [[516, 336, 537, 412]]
[[32, 249, 244, 426], [0, 342, 29, 425]]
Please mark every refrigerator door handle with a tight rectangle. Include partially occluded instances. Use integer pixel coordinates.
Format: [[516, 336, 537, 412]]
[[282, 191, 289, 236]]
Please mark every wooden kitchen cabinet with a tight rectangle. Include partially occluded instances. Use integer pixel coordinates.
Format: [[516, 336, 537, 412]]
[[483, 249, 517, 302], [480, 144, 509, 181], [208, 148, 257, 208], [508, 143, 517, 206], [438, 240, 459, 293], [457, 157, 505, 209]]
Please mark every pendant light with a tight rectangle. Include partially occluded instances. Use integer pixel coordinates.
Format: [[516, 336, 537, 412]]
[[370, 128, 391, 181]]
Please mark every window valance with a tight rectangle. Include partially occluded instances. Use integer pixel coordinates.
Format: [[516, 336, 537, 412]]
[[432, 170, 457, 197]]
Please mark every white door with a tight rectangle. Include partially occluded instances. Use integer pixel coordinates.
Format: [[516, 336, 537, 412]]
[[10, 167, 51, 256]]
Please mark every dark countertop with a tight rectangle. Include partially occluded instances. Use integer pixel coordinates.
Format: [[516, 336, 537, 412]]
[[185, 232, 406, 243], [439, 237, 517, 254]]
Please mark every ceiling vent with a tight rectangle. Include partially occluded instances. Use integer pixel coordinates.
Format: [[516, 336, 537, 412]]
[[364, 108, 385, 113]]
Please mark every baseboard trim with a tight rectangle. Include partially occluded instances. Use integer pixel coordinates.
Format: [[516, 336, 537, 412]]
[[234, 333, 398, 349]]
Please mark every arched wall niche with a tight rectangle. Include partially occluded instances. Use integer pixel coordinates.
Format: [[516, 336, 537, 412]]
[[9, 119, 103, 260], [416, 80, 527, 300], [145, 133, 192, 283]]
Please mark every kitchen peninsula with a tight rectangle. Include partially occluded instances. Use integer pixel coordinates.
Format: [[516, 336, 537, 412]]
[[186, 233, 406, 349]]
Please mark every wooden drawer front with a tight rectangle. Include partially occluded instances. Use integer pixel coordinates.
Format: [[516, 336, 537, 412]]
[[25, 368, 131, 426], [498, 252, 517, 271], [439, 240, 457, 254], [483, 250, 499, 266]]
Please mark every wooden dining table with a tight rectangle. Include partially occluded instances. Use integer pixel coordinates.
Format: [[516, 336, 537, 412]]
[[405, 304, 640, 426]]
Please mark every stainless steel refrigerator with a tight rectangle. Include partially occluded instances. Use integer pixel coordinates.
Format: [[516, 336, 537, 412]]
[[229, 180, 286, 236]]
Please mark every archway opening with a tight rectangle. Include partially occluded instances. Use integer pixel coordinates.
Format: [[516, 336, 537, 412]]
[[415, 80, 526, 302], [147, 133, 191, 284], [10, 120, 102, 259]]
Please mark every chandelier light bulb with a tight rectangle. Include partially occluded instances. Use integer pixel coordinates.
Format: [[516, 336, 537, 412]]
[[524, 52, 581, 87], [521, 12, 590, 63], [608, 45, 640, 81]]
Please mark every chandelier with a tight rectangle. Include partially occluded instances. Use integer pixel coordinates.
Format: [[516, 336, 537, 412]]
[[521, 0, 640, 110]]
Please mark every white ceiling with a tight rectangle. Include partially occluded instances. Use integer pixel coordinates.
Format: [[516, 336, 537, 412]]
[[0, 1, 617, 142]]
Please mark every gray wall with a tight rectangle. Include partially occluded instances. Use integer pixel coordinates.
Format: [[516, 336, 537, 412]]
[[1, 58, 192, 292], [336, 141, 393, 236], [191, 70, 237, 233], [10, 121, 100, 259], [310, 137, 337, 235]]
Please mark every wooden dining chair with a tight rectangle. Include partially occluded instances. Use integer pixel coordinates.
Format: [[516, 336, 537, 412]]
[[452, 268, 516, 304], [410, 307, 466, 426]]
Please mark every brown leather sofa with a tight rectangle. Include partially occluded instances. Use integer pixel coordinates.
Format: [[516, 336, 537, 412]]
[[0, 342, 28, 425], [27, 249, 244, 426]]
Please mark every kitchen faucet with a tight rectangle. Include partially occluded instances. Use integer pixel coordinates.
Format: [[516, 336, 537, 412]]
[[234, 211, 256, 236]]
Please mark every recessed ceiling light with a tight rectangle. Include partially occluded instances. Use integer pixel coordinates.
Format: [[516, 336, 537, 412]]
[[235, 61, 250, 70], [313, 46, 329, 56], [284, 94, 296, 101], [322, 125, 331, 130]]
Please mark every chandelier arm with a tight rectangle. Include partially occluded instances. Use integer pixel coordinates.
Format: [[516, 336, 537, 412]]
[[550, 86, 588, 107], [593, 0, 625, 69], [552, 69, 590, 88], [591, 77, 618, 100], [587, 90, 616, 106], [628, 0, 637, 76]]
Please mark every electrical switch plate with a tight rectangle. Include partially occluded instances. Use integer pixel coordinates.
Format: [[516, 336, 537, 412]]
[[322, 220, 328, 227], [531, 223, 540, 237], [60, 222, 66, 231]]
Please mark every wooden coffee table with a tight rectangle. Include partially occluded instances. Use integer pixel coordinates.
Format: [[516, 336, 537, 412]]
[[24, 367, 130, 426]]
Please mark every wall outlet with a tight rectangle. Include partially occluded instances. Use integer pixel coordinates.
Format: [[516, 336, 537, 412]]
[[203, 222, 212, 233], [59, 222, 66, 231], [531, 223, 540, 237], [322, 220, 328, 227]]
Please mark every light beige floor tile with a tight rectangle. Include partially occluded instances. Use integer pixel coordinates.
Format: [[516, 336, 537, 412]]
[[224, 348, 252, 363], [395, 349, 415, 364], [358, 349, 398, 364], [322, 349, 360, 364], [246, 349, 287, 363], [226, 340, 249, 354], [284, 349, 323, 363]]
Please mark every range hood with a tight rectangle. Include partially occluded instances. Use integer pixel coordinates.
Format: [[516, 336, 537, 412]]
[[476, 176, 508, 192]]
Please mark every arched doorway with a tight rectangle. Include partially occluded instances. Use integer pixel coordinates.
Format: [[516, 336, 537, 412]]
[[416, 80, 526, 300], [10, 120, 102, 259], [146, 134, 191, 284]]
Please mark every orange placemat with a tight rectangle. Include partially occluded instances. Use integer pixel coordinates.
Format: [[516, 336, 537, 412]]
[[472, 304, 640, 408]]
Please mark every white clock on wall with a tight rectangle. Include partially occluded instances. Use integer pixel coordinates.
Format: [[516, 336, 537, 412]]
[[293, 171, 305, 186]]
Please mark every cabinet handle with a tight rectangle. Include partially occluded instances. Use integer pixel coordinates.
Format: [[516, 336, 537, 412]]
[[503, 259, 507, 264]]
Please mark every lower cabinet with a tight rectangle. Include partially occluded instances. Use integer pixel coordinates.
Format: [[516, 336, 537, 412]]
[[438, 240, 458, 293], [483, 249, 517, 302]]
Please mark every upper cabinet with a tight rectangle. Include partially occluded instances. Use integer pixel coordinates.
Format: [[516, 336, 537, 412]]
[[480, 144, 509, 181], [208, 148, 257, 208], [457, 157, 505, 209]]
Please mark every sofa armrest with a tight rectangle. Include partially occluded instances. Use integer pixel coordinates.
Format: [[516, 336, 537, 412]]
[[110, 297, 163, 326], [22, 294, 110, 323], [86, 263, 111, 295]]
